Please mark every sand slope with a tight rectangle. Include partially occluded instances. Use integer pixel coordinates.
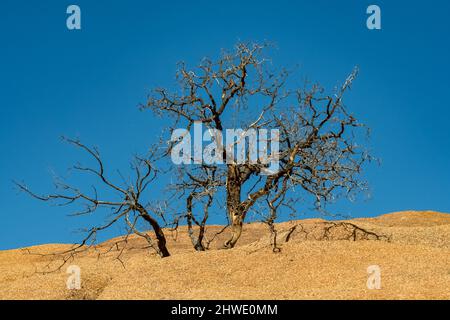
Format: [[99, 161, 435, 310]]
[[0, 211, 449, 300]]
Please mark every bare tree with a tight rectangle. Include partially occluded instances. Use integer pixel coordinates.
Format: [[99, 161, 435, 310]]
[[169, 164, 224, 251], [15, 137, 171, 259], [145, 42, 371, 249], [18, 42, 373, 258]]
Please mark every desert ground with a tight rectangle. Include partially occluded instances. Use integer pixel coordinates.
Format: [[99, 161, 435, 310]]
[[0, 210, 449, 300]]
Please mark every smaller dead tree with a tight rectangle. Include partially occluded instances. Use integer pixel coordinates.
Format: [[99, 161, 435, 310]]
[[318, 222, 391, 242], [186, 191, 212, 251], [15, 137, 171, 263], [262, 177, 292, 253], [170, 164, 224, 251], [267, 221, 391, 250]]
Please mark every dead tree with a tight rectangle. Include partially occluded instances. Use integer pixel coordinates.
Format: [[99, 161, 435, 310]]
[[171, 164, 224, 251], [145, 42, 372, 249], [15, 137, 171, 259]]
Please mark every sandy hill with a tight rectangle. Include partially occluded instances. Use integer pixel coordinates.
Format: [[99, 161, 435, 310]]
[[0, 211, 449, 300]]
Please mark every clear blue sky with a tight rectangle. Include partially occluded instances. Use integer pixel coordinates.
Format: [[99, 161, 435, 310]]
[[1, 0, 449, 250]]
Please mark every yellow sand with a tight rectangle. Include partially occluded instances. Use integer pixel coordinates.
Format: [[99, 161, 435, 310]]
[[0, 211, 449, 300]]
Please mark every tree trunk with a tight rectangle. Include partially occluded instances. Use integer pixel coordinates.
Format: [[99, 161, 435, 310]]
[[195, 225, 206, 251], [187, 219, 206, 251], [137, 205, 171, 257], [224, 165, 244, 248], [186, 195, 206, 251], [225, 213, 243, 248]]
